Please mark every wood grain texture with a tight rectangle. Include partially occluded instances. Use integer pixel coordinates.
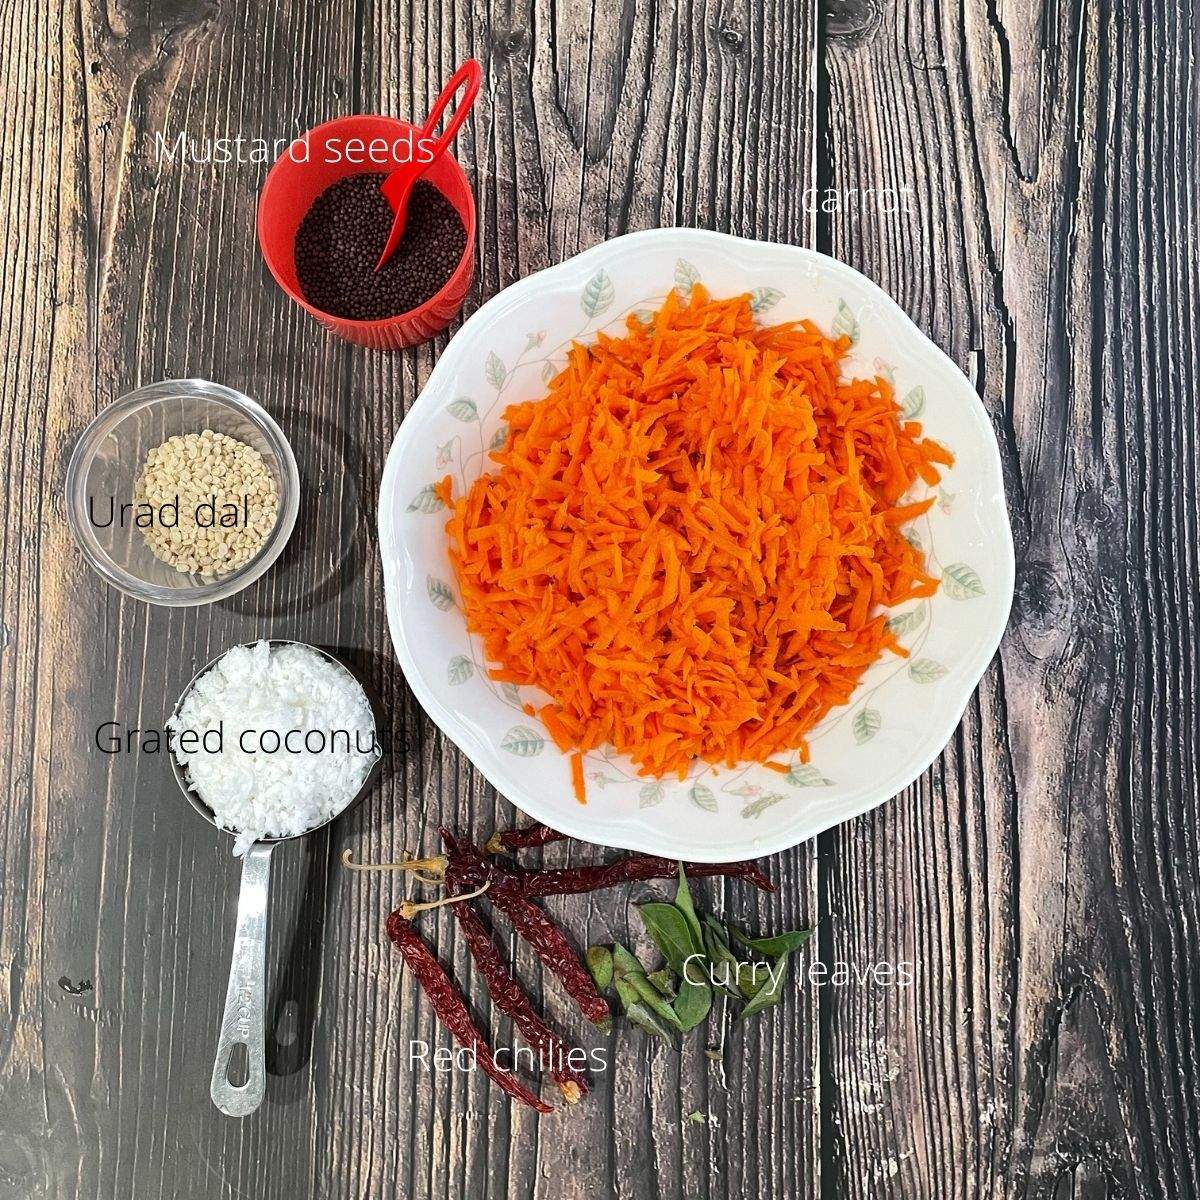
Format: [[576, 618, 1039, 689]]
[[819, 0, 1200, 1196], [0, 1, 822, 1199], [0, 0, 1196, 1198]]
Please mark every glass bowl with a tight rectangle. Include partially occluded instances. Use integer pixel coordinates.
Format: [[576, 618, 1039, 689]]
[[65, 379, 300, 606]]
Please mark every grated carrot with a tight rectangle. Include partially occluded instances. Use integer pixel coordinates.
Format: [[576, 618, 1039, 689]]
[[443, 286, 952, 798], [569, 751, 586, 804]]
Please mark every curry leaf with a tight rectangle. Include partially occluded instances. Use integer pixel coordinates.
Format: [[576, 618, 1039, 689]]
[[638, 890, 710, 1032], [674, 864, 705, 952], [621, 996, 680, 1043], [647, 968, 677, 1000], [586, 945, 614, 993], [738, 960, 778, 1000], [729, 926, 814, 959], [738, 951, 791, 1020], [673, 977, 712, 1032], [702, 916, 751, 1000], [637, 902, 702, 975], [613, 973, 677, 1043], [613, 943, 683, 1031]]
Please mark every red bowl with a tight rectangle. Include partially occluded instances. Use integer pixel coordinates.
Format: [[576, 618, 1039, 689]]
[[257, 115, 476, 350]]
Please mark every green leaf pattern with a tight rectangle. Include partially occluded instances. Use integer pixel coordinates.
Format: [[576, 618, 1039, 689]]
[[886, 605, 926, 637], [407, 484, 444, 513], [750, 287, 783, 314], [485, 352, 507, 390], [675, 258, 700, 300], [447, 655, 474, 685], [741, 792, 786, 819], [448, 398, 478, 421], [581, 270, 615, 317], [427, 576, 455, 611], [942, 563, 985, 600], [501, 726, 545, 756], [787, 763, 834, 787], [909, 658, 948, 683], [639, 782, 665, 808], [832, 300, 860, 343], [901, 386, 925, 419], [853, 708, 882, 744]]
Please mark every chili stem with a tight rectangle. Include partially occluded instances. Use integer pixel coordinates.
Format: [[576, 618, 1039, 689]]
[[400, 879, 491, 920], [341, 848, 448, 883]]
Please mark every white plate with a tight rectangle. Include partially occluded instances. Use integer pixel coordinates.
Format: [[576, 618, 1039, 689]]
[[379, 229, 1014, 861]]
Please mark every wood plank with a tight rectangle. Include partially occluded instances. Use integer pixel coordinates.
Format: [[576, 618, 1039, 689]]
[[818, 0, 1200, 1196], [0, 1, 824, 1198]]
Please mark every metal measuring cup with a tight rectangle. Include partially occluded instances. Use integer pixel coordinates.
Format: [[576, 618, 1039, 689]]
[[170, 640, 381, 1117]]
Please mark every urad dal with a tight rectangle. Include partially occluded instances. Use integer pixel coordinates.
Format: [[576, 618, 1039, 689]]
[[135, 430, 279, 579], [441, 286, 953, 796]]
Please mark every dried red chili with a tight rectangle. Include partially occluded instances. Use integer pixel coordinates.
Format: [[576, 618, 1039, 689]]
[[485, 822, 565, 854], [450, 901, 589, 1103], [440, 829, 612, 1029], [385, 909, 552, 1113], [347, 845, 773, 899], [519, 854, 774, 897]]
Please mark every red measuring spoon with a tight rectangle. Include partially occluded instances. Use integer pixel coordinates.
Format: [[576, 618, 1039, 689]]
[[375, 59, 482, 271]]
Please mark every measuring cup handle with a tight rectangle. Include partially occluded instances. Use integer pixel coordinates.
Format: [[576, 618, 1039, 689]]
[[419, 59, 483, 162], [211, 842, 275, 1117]]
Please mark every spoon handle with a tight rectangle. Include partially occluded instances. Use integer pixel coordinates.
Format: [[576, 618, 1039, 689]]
[[417, 59, 482, 163], [211, 842, 275, 1116]]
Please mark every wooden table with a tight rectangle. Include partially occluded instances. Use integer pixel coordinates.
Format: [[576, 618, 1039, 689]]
[[2, 1, 1197, 1197]]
